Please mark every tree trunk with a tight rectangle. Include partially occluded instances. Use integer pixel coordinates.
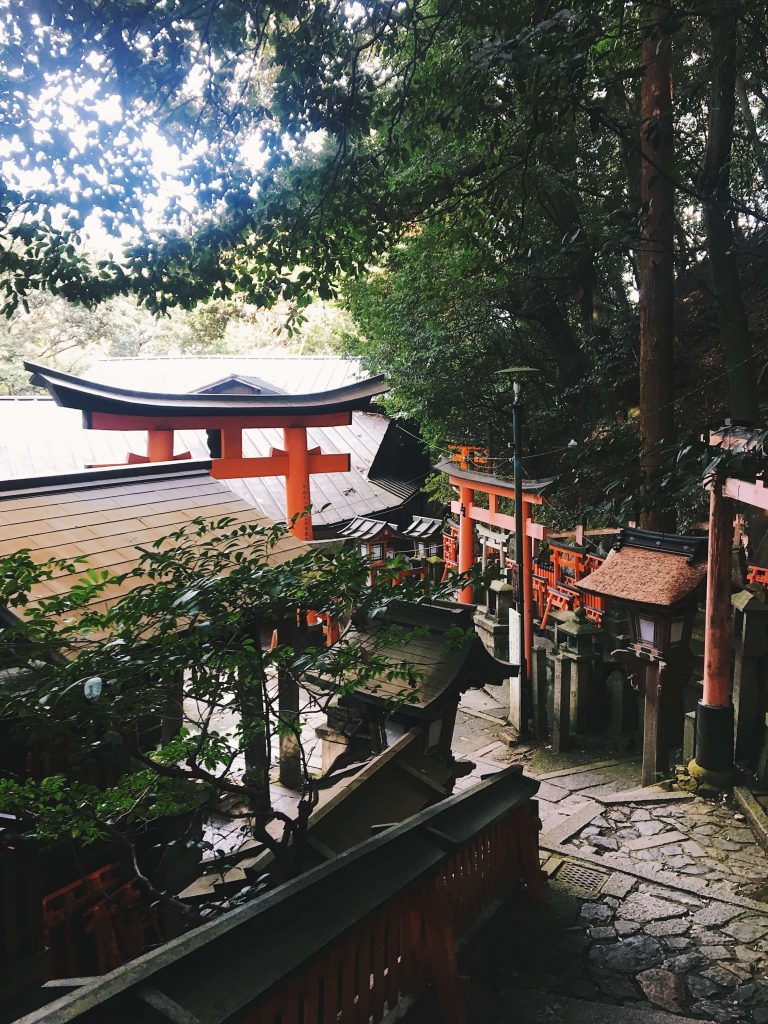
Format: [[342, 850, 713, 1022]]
[[278, 619, 303, 790], [239, 652, 273, 816], [735, 75, 768, 188], [700, 12, 758, 424], [638, 5, 676, 532]]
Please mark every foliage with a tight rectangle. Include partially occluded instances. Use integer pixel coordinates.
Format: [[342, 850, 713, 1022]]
[[0, 292, 350, 393], [3, 0, 768, 520], [0, 515, 476, 903]]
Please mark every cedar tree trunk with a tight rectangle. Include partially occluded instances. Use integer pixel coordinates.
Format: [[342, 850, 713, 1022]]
[[701, 10, 758, 424], [638, 6, 676, 531]]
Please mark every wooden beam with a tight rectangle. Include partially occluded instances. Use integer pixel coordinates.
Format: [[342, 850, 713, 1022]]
[[446, 474, 544, 505], [450, 502, 546, 540], [89, 410, 354, 431], [723, 475, 768, 510], [208, 450, 350, 481], [702, 483, 735, 707]]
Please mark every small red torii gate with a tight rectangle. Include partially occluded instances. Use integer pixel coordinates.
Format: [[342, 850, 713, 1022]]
[[436, 460, 548, 676], [26, 362, 388, 542]]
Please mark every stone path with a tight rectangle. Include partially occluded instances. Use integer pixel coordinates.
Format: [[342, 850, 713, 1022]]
[[451, 732, 768, 1024]]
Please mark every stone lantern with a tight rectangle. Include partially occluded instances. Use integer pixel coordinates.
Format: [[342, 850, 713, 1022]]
[[578, 528, 707, 786]]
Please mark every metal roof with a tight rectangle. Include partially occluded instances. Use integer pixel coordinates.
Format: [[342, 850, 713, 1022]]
[[0, 461, 309, 626], [337, 516, 402, 541], [0, 399, 421, 530], [86, 355, 364, 394], [191, 374, 287, 397]]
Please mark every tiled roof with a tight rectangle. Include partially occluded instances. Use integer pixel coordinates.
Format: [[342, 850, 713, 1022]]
[[334, 601, 514, 715], [402, 516, 444, 540], [0, 462, 308, 624], [337, 516, 401, 541]]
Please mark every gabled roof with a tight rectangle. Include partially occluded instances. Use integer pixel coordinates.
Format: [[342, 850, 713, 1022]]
[[333, 601, 516, 717], [0, 461, 308, 625], [191, 375, 287, 397], [578, 528, 707, 608], [402, 516, 443, 540], [337, 517, 402, 542]]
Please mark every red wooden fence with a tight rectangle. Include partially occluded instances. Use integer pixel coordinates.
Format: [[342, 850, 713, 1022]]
[[243, 804, 541, 1024]]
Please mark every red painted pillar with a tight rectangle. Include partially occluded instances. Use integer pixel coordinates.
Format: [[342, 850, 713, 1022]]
[[458, 485, 474, 604], [522, 497, 534, 678], [694, 478, 735, 777], [284, 426, 313, 541], [702, 482, 733, 707], [221, 428, 243, 460], [147, 429, 174, 462]]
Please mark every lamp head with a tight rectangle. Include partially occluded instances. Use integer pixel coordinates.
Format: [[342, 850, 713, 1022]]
[[496, 366, 540, 402]]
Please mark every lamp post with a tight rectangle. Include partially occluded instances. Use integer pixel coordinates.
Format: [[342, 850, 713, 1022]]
[[497, 367, 539, 733]]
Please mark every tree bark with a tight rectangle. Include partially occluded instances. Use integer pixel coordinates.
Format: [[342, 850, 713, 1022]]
[[699, 12, 758, 424], [735, 75, 768, 188], [638, 5, 676, 531]]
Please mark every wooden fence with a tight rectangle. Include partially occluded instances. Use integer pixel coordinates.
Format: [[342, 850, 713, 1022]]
[[16, 767, 542, 1024]]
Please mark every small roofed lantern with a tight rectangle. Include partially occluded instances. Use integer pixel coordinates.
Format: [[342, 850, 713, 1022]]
[[578, 528, 708, 786], [578, 528, 707, 662]]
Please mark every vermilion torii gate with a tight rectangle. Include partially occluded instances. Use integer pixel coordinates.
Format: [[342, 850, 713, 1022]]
[[436, 460, 549, 677], [26, 363, 388, 541]]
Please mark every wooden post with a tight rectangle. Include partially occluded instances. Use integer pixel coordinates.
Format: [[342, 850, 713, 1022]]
[[220, 428, 243, 460], [147, 429, 174, 462], [641, 661, 667, 787], [284, 426, 313, 541], [458, 485, 474, 604], [692, 480, 735, 779], [702, 483, 734, 708]]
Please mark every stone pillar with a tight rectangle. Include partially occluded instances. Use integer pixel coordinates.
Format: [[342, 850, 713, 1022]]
[[557, 613, 600, 735], [731, 590, 768, 764], [551, 650, 570, 753]]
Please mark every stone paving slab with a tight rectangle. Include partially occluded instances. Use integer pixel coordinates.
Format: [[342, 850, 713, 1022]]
[[496, 991, 716, 1024]]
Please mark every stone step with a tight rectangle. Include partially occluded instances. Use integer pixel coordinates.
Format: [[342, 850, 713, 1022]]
[[499, 990, 715, 1024]]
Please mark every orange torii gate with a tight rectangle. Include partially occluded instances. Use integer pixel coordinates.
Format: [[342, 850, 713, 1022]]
[[436, 460, 549, 677], [26, 363, 388, 541]]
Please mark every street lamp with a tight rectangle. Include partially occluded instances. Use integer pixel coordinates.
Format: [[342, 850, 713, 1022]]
[[496, 366, 540, 733]]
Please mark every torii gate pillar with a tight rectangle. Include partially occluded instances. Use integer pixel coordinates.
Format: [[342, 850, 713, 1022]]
[[284, 426, 313, 541]]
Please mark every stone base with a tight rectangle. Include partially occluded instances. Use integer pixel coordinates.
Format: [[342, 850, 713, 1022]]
[[687, 758, 733, 791]]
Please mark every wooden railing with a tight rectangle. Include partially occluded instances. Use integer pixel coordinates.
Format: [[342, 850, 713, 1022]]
[[19, 768, 542, 1024], [246, 806, 539, 1024]]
